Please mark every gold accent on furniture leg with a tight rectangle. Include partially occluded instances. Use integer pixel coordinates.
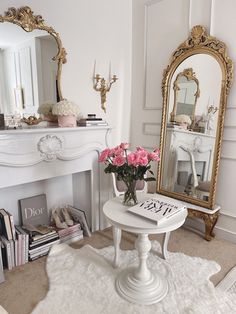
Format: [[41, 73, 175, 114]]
[[188, 209, 220, 241]]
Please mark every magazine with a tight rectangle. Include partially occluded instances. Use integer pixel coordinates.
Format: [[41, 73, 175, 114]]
[[127, 198, 186, 226], [19, 194, 49, 226], [67, 206, 91, 237]]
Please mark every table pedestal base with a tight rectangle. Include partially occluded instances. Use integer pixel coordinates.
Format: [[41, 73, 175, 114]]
[[116, 266, 168, 305]]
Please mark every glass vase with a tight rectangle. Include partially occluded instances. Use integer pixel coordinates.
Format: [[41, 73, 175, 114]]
[[123, 180, 138, 206]]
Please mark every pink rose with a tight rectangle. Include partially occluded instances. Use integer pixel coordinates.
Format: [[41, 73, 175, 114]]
[[136, 146, 145, 151], [98, 148, 110, 162], [137, 156, 149, 166], [136, 149, 148, 158], [154, 148, 160, 154], [108, 148, 116, 157], [113, 155, 125, 166], [127, 152, 137, 166], [120, 142, 129, 150], [114, 146, 124, 156], [148, 152, 160, 161]]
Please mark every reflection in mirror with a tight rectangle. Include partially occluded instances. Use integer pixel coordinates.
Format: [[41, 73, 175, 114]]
[[168, 55, 221, 137], [158, 25, 233, 208], [170, 68, 200, 127], [0, 22, 58, 116], [163, 54, 222, 202]]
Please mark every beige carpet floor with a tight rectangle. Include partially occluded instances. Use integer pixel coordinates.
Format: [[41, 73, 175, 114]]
[[1, 227, 236, 314]]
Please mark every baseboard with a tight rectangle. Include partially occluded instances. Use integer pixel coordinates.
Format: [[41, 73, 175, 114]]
[[214, 227, 236, 244], [184, 214, 236, 244]]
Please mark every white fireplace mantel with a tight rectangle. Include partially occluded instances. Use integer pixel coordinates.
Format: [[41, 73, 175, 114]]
[[0, 126, 112, 231]]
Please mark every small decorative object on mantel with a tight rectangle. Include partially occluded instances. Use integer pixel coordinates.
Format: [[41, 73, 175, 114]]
[[5, 114, 22, 129], [77, 113, 108, 127], [37, 102, 58, 123], [52, 99, 80, 127], [22, 115, 42, 125], [99, 143, 160, 206]]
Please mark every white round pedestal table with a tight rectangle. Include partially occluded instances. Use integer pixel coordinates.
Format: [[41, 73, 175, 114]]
[[103, 193, 187, 305]]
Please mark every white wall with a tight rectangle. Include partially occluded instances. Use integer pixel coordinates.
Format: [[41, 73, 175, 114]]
[[131, 0, 236, 242], [0, 0, 132, 145], [0, 1, 132, 227]]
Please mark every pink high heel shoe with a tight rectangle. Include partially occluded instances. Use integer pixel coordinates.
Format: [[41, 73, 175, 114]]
[[61, 207, 74, 226], [52, 210, 68, 229]]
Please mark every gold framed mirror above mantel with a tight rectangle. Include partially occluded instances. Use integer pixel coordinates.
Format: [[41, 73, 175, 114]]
[[0, 6, 66, 116], [170, 68, 200, 127], [157, 25, 233, 210]]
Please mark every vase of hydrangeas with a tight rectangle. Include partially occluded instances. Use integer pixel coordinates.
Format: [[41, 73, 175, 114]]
[[37, 102, 58, 123], [99, 143, 160, 206], [52, 99, 80, 127]]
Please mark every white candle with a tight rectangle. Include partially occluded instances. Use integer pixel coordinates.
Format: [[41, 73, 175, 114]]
[[108, 61, 111, 80], [93, 60, 96, 78]]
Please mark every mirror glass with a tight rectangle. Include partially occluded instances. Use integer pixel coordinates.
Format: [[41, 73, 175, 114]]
[[0, 22, 59, 116], [160, 53, 223, 204], [158, 25, 233, 209]]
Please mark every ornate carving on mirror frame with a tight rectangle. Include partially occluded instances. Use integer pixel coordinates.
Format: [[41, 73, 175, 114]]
[[158, 25, 233, 209], [162, 25, 233, 98], [170, 68, 200, 124], [0, 6, 67, 100]]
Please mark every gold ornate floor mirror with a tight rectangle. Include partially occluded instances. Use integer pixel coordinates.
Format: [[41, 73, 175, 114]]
[[157, 25, 233, 240]]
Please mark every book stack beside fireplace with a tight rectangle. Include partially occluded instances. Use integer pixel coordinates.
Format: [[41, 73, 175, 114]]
[[0, 195, 91, 278], [23, 225, 60, 261]]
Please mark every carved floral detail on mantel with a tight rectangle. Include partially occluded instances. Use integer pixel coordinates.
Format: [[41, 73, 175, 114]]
[[37, 135, 63, 161]]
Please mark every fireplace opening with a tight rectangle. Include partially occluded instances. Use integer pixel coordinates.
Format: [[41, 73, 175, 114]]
[[0, 171, 92, 228]]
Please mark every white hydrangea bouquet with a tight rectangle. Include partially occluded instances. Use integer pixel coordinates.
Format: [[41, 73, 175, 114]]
[[52, 99, 80, 127], [37, 102, 57, 122]]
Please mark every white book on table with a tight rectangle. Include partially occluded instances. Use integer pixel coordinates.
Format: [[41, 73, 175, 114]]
[[127, 198, 186, 225]]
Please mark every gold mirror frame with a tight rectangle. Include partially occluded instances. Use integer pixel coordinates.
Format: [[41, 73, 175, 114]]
[[0, 6, 67, 101], [157, 25, 233, 209], [170, 68, 200, 126]]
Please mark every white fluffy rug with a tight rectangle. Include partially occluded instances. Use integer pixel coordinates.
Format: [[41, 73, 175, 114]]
[[32, 241, 236, 314], [217, 266, 236, 294]]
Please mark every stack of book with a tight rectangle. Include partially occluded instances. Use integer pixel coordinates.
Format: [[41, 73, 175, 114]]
[[57, 223, 83, 244], [15, 226, 29, 266], [22, 225, 60, 261], [0, 208, 17, 272], [77, 115, 108, 127]]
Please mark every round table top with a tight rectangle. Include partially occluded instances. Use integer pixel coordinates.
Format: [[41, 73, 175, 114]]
[[103, 193, 188, 234]]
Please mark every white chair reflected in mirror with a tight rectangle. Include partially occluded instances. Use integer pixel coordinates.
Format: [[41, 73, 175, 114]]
[[111, 173, 171, 260]]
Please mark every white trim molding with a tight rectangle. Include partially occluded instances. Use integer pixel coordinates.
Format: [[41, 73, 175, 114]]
[[143, 122, 161, 136]]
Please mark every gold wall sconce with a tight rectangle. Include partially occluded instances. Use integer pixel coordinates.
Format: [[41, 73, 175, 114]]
[[93, 62, 118, 113]]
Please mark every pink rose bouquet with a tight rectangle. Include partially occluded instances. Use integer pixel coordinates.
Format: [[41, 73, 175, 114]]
[[99, 143, 160, 205]]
